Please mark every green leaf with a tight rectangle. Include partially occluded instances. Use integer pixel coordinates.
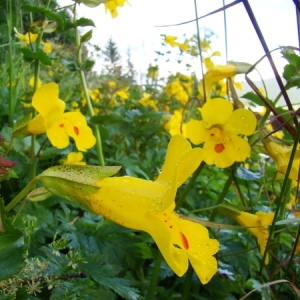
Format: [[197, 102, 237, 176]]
[[0, 222, 25, 280], [21, 4, 65, 29], [62, 60, 79, 71], [241, 92, 267, 106], [92, 276, 141, 300], [236, 167, 263, 181], [75, 17, 95, 27], [82, 59, 95, 71], [20, 48, 52, 66], [81, 29, 93, 43]]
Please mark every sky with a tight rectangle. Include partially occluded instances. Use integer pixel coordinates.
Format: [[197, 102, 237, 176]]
[[59, 0, 298, 83]]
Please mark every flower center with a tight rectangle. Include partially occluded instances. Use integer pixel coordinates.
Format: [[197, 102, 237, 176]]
[[214, 143, 225, 153]]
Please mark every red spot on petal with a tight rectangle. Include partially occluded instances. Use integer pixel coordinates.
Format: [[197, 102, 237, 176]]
[[59, 124, 64, 128], [210, 133, 215, 136], [180, 232, 189, 250], [169, 225, 173, 228], [74, 126, 79, 136], [214, 143, 225, 153]]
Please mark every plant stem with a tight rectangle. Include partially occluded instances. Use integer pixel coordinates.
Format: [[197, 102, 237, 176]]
[[5, 176, 40, 213], [73, 4, 105, 166], [210, 170, 234, 221], [181, 266, 194, 300], [145, 251, 163, 300], [260, 123, 300, 272]]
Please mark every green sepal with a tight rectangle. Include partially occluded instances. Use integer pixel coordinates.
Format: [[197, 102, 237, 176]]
[[228, 60, 252, 74], [13, 113, 32, 138], [39, 165, 121, 212], [77, 0, 106, 8]]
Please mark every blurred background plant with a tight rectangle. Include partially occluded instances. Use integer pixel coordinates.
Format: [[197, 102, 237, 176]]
[[0, 0, 300, 299]]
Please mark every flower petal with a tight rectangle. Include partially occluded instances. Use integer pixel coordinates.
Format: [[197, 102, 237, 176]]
[[46, 120, 70, 149], [61, 112, 96, 151], [178, 218, 219, 284], [90, 177, 177, 229], [27, 114, 47, 134], [201, 98, 233, 128], [225, 108, 257, 135], [186, 119, 209, 145], [32, 83, 65, 121]]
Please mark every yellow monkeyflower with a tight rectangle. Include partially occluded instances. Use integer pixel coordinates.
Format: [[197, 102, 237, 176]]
[[235, 211, 274, 264], [186, 98, 257, 168], [14, 28, 38, 46], [27, 83, 96, 151], [264, 139, 300, 182], [164, 110, 187, 136], [29, 77, 42, 89], [61, 152, 86, 165], [138, 93, 158, 111], [198, 63, 250, 100], [89, 135, 219, 283], [164, 35, 180, 47], [105, 0, 127, 18]]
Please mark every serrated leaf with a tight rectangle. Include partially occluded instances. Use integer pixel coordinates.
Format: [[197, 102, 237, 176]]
[[236, 167, 263, 181], [81, 29, 93, 43], [92, 277, 140, 300], [0, 222, 25, 280], [75, 17, 95, 27]]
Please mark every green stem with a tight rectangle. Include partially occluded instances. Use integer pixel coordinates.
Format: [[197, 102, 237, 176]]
[[260, 123, 300, 272], [176, 161, 205, 210], [74, 4, 105, 166], [5, 176, 40, 213], [210, 171, 234, 221], [181, 266, 194, 300], [145, 251, 163, 300]]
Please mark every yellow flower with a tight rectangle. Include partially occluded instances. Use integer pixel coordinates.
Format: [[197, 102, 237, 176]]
[[43, 42, 52, 53], [14, 28, 38, 46], [61, 152, 86, 165], [235, 211, 274, 264], [186, 98, 257, 168], [264, 139, 300, 182], [105, 0, 127, 18], [27, 83, 96, 151], [29, 77, 42, 89], [198, 64, 236, 100], [164, 35, 180, 47], [138, 93, 158, 111], [164, 110, 187, 136], [113, 87, 129, 102], [89, 135, 219, 284]]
